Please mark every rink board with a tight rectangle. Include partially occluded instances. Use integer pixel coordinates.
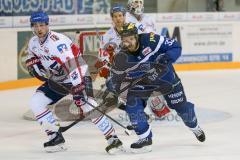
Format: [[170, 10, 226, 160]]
[[1, 61, 240, 91]]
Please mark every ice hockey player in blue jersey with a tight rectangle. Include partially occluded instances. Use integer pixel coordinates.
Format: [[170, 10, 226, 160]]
[[109, 23, 206, 153]]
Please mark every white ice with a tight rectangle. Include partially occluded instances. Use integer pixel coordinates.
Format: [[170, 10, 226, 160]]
[[0, 70, 240, 160]]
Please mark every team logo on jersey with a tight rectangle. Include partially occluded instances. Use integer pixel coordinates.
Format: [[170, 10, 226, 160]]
[[57, 44, 68, 54], [142, 47, 152, 56], [38, 54, 54, 61], [71, 71, 78, 80], [44, 47, 49, 54], [150, 32, 156, 42], [138, 24, 144, 32]]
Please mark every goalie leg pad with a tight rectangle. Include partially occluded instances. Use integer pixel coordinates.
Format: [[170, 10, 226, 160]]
[[148, 95, 170, 117]]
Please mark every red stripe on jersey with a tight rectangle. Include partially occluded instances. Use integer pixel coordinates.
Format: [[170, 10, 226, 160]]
[[52, 57, 70, 74], [70, 43, 84, 84], [71, 43, 82, 57]]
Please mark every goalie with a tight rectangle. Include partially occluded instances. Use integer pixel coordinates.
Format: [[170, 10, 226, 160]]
[[26, 11, 123, 154]]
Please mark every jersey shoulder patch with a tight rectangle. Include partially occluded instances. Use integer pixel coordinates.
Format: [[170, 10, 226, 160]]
[[50, 34, 60, 41], [142, 47, 152, 56]]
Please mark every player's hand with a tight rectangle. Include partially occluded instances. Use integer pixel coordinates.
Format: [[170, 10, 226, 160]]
[[95, 59, 110, 78], [105, 44, 115, 58], [94, 59, 108, 69], [156, 54, 171, 65], [71, 83, 87, 108], [26, 57, 48, 81], [99, 66, 110, 78]]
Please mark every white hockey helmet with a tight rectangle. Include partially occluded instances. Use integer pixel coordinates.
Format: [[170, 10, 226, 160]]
[[127, 0, 144, 15]]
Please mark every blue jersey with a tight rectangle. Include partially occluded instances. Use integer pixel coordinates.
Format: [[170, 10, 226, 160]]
[[110, 32, 182, 93], [109, 32, 199, 140], [127, 32, 181, 64]]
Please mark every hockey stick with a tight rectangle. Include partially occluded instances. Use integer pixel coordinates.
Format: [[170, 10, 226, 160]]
[[48, 79, 132, 133], [53, 68, 156, 133], [57, 63, 168, 135]]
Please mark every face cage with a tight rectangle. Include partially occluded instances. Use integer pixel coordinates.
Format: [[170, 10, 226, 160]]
[[129, 0, 144, 15]]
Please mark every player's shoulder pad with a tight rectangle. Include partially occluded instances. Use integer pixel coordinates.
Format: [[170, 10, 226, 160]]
[[139, 32, 160, 49], [28, 36, 39, 51], [48, 31, 72, 55], [102, 28, 114, 41], [105, 27, 115, 35], [29, 36, 38, 44], [48, 31, 64, 42]]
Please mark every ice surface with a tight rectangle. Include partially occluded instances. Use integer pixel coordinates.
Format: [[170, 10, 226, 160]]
[[1, 70, 240, 160]]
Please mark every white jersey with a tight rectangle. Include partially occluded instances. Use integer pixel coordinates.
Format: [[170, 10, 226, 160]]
[[99, 12, 156, 59], [126, 12, 156, 34], [100, 27, 122, 56], [28, 31, 87, 86]]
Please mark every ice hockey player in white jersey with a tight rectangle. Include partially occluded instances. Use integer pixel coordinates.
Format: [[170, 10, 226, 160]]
[[95, 4, 170, 120], [26, 11, 123, 153], [126, 0, 156, 33]]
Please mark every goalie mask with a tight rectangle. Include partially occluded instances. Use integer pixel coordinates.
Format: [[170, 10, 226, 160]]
[[127, 0, 144, 15]]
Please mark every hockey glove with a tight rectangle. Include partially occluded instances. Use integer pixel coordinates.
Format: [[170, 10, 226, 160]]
[[25, 57, 48, 81], [71, 82, 92, 119], [94, 60, 110, 78], [71, 83, 86, 99], [99, 66, 110, 78], [156, 54, 171, 65], [71, 83, 87, 112]]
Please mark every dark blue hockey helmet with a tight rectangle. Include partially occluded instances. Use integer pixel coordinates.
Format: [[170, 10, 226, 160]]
[[110, 4, 126, 17], [30, 11, 49, 27]]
